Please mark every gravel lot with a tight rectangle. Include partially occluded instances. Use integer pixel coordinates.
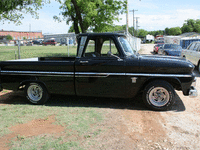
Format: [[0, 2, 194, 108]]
[[138, 44, 200, 149]]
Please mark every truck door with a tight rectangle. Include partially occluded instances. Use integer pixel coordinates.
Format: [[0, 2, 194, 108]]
[[75, 36, 127, 98]]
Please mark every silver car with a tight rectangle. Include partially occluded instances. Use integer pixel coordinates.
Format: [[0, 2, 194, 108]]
[[182, 42, 200, 72]]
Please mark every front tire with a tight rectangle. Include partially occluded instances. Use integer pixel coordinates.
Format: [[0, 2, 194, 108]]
[[25, 82, 49, 104], [143, 80, 175, 111]]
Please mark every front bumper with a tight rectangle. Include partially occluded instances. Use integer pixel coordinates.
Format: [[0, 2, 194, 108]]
[[189, 86, 198, 98]]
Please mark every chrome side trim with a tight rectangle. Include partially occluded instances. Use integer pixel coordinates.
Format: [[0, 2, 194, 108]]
[[1, 70, 192, 78], [1, 70, 74, 77], [126, 73, 192, 78], [75, 72, 109, 78]]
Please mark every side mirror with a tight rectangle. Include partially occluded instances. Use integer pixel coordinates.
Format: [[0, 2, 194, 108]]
[[107, 51, 123, 61], [107, 51, 112, 57]]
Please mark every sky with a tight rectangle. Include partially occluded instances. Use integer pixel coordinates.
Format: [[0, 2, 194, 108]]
[[1, 0, 200, 34]]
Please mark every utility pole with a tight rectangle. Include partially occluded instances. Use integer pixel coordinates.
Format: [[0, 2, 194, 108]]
[[130, 9, 138, 36], [136, 17, 140, 36], [126, 0, 129, 35]]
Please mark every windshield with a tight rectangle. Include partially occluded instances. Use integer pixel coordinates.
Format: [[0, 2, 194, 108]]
[[119, 37, 135, 56]]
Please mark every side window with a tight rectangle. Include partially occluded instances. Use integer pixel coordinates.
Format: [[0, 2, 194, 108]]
[[197, 44, 200, 52], [83, 38, 119, 58], [188, 43, 196, 50], [84, 40, 96, 57], [193, 43, 199, 51], [101, 39, 119, 57]]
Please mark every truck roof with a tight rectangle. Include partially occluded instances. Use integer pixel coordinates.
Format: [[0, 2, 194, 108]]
[[78, 32, 125, 37]]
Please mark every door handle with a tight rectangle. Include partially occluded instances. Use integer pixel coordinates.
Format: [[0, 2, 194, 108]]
[[80, 61, 88, 64]]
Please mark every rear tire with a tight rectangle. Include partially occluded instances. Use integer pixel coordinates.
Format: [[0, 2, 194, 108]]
[[25, 82, 49, 105], [143, 80, 175, 111]]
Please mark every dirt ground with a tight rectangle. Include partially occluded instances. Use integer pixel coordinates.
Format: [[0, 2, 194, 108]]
[[0, 44, 200, 150]]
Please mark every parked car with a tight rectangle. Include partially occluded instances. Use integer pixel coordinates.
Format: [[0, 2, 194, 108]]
[[32, 40, 41, 45], [26, 41, 33, 46], [158, 44, 182, 56], [153, 43, 164, 54], [182, 42, 200, 72], [155, 40, 164, 44], [43, 39, 57, 46]]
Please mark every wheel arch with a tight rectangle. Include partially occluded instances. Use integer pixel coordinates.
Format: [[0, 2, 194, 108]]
[[18, 79, 48, 91], [140, 77, 182, 92]]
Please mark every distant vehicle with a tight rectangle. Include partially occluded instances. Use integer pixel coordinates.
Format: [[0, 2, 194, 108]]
[[155, 35, 163, 40], [158, 44, 182, 56], [155, 40, 164, 44], [43, 39, 57, 46], [144, 34, 154, 43], [26, 41, 33, 46], [182, 42, 200, 72], [15, 40, 24, 46], [32, 40, 41, 45], [153, 43, 164, 54]]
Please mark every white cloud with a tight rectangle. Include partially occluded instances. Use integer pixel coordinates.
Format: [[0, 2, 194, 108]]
[[0, 7, 71, 34], [115, 9, 200, 31]]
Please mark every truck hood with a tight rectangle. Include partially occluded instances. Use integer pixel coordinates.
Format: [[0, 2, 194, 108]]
[[137, 54, 194, 74]]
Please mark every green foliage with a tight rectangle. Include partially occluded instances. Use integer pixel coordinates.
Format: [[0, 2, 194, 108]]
[[55, 0, 127, 33], [148, 30, 164, 37], [137, 29, 148, 38], [166, 27, 182, 35], [0, 0, 50, 24], [181, 19, 200, 33], [6, 35, 13, 40]]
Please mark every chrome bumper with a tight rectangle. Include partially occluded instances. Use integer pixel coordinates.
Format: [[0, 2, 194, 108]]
[[189, 86, 198, 98]]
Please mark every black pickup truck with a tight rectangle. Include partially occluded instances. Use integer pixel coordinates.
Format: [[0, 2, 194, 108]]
[[0, 33, 198, 110]]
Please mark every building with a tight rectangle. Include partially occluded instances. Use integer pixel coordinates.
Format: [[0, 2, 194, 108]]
[[43, 33, 76, 45], [0, 29, 43, 40]]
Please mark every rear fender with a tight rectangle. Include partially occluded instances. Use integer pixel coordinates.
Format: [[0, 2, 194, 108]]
[[18, 80, 47, 91]]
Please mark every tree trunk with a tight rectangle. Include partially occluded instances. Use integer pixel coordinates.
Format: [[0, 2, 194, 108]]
[[71, 15, 80, 34], [71, 0, 86, 33]]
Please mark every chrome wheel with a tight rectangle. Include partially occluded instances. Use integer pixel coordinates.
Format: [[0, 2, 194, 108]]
[[27, 84, 43, 102], [148, 87, 170, 107]]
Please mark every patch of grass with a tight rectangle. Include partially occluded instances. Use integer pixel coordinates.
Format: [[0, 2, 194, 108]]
[[0, 105, 55, 137], [0, 46, 77, 61], [10, 136, 84, 150], [56, 107, 103, 134], [0, 93, 105, 149]]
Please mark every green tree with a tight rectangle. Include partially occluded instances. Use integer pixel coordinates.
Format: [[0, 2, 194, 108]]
[[6, 35, 13, 40], [0, 0, 50, 24], [165, 27, 170, 35], [137, 29, 148, 38], [181, 23, 193, 33], [55, 0, 127, 34], [168, 27, 182, 35], [148, 30, 164, 37], [194, 19, 200, 33], [180, 19, 200, 33]]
